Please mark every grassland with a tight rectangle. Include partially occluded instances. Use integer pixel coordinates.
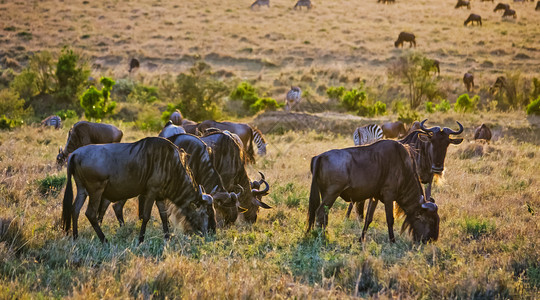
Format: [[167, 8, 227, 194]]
[[0, 112, 539, 298]]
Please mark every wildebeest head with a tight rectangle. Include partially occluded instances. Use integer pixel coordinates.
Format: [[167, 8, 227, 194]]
[[57, 147, 67, 167], [177, 185, 217, 234], [211, 185, 242, 225], [419, 119, 463, 174], [250, 172, 271, 205], [403, 196, 440, 243]]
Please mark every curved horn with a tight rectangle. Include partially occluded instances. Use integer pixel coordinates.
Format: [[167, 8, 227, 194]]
[[251, 179, 270, 196], [419, 119, 440, 133], [421, 202, 438, 213], [252, 198, 272, 209], [199, 185, 205, 195], [231, 184, 243, 203], [258, 171, 266, 184], [211, 185, 219, 194], [443, 121, 464, 135]]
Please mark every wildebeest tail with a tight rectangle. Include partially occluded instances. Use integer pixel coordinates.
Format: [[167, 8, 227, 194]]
[[307, 156, 321, 233], [62, 154, 75, 232]]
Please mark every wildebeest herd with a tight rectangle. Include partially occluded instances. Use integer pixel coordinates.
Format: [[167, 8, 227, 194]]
[[48, 112, 495, 244]]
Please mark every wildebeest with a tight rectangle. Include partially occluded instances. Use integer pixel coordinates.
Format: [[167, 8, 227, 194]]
[[251, 0, 269, 9], [474, 124, 492, 143], [394, 32, 416, 48], [400, 119, 463, 200], [502, 8, 517, 18], [464, 14, 482, 26], [62, 137, 216, 243], [41, 115, 62, 129], [489, 76, 507, 95], [198, 120, 261, 163], [463, 72, 475, 92], [158, 120, 186, 138], [455, 0, 471, 9], [129, 58, 140, 74], [494, 3, 510, 12], [181, 119, 200, 135], [57, 121, 123, 166], [382, 121, 407, 139], [170, 110, 183, 125], [307, 140, 440, 243], [285, 86, 302, 112], [200, 131, 271, 223], [294, 0, 312, 9]]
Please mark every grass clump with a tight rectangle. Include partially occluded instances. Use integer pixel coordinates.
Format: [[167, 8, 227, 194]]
[[454, 93, 479, 113], [37, 174, 66, 197], [461, 217, 496, 239], [526, 96, 540, 115]]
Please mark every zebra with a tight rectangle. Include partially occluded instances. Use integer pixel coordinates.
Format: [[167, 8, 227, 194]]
[[252, 127, 267, 156], [353, 124, 383, 146], [294, 0, 312, 9], [251, 0, 269, 9], [285, 86, 301, 112], [41, 115, 62, 129], [347, 124, 384, 219]]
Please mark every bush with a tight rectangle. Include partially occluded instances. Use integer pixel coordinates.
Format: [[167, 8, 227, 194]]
[[435, 99, 451, 112], [341, 87, 366, 111], [425, 101, 435, 113], [0, 89, 32, 129], [372, 101, 386, 116], [79, 77, 117, 119], [54, 109, 78, 120], [127, 83, 159, 104], [29, 51, 55, 95], [112, 78, 136, 101], [10, 69, 38, 101], [326, 86, 345, 100], [249, 97, 283, 113], [526, 96, 540, 115], [54, 47, 90, 103], [230, 81, 259, 109], [454, 93, 479, 113], [136, 106, 163, 132]]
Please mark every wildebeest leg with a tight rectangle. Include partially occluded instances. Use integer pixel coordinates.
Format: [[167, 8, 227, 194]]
[[345, 203, 354, 219], [85, 186, 108, 243], [155, 200, 170, 240], [97, 198, 110, 225], [361, 199, 378, 241], [138, 192, 156, 244], [354, 199, 367, 220], [112, 200, 127, 226], [72, 187, 88, 239], [383, 199, 396, 243], [316, 191, 340, 229]]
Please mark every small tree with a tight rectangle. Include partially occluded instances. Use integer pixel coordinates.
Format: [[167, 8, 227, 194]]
[[55, 47, 90, 103], [10, 69, 38, 101], [0, 89, 33, 129], [454, 94, 479, 113], [30, 51, 55, 95], [80, 77, 116, 119]]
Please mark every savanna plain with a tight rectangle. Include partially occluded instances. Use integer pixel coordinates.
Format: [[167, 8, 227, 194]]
[[0, 0, 540, 298]]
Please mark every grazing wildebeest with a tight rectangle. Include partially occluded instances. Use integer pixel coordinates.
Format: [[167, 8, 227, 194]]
[[307, 140, 440, 243], [353, 124, 383, 146], [394, 32, 416, 48], [198, 120, 261, 163], [382, 121, 407, 139], [455, 0, 471, 9], [489, 76, 507, 95], [57, 121, 123, 167], [158, 120, 186, 138], [200, 131, 271, 223], [62, 137, 216, 243], [474, 124, 492, 143], [294, 0, 312, 9], [536, 1, 540, 10], [400, 119, 463, 200], [285, 86, 302, 112], [129, 58, 140, 74], [170, 110, 183, 125], [251, 0, 269, 9], [181, 119, 200, 135], [41, 115, 62, 129], [494, 3, 510, 12], [464, 14, 482, 26], [502, 8, 517, 18], [463, 72, 475, 92]]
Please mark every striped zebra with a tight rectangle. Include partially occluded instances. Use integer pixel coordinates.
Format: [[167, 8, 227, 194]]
[[41, 115, 62, 129], [251, 0, 269, 9], [353, 124, 383, 146], [252, 127, 267, 156], [285, 86, 301, 112], [294, 0, 312, 9]]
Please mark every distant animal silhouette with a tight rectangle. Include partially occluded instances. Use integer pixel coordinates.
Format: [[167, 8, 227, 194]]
[[294, 0, 312, 10], [425, 59, 440, 76], [536, 1, 540, 10], [464, 14, 482, 26], [463, 73, 475, 92], [394, 32, 416, 48], [378, 0, 395, 3], [494, 3, 510, 12], [474, 124, 492, 143], [129, 58, 140, 73], [489, 76, 507, 95], [455, 0, 471, 9], [41, 115, 62, 129], [481, 0, 494, 2], [250, 0, 269, 9], [285, 86, 302, 111], [502, 8, 517, 17]]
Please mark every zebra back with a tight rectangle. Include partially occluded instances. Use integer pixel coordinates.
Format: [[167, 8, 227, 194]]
[[353, 124, 383, 146], [252, 128, 267, 155], [41, 115, 62, 129]]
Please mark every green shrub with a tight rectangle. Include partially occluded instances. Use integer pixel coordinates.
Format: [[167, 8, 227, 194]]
[[80, 77, 117, 119], [326, 86, 345, 100], [454, 94, 479, 113], [127, 84, 159, 104], [340, 88, 366, 111], [435, 99, 451, 112], [425, 101, 435, 113], [54, 47, 90, 103], [37, 174, 66, 196], [230, 81, 259, 109], [10, 69, 38, 101], [249, 97, 283, 113], [526, 96, 540, 115], [112, 78, 136, 101], [29, 51, 55, 95], [372, 101, 386, 115], [0, 89, 32, 129], [136, 106, 163, 132], [54, 109, 77, 120]]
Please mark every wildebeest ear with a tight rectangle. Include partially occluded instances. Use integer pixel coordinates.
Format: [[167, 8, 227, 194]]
[[199, 185, 206, 195], [450, 138, 463, 145], [418, 133, 430, 142], [58, 147, 63, 154], [202, 194, 213, 205], [211, 185, 218, 194]]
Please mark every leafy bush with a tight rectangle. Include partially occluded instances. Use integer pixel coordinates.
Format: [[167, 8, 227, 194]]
[[372, 101, 386, 116], [127, 84, 159, 104], [10, 69, 38, 101], [54, 47, 90, 103], [249, 97, 283, 113], [112, 78, 136, 101], [326, 86, 345, 100], [29, 51, 55, 95], [37, 174, 66, 196], [454, 93, 479, 113], [54, 109, 78, 120], [230, 81, 259, 109], [526, 96, 540, 115], [80, 77, 117, 119], [425, 101, 435, 113], [436, 99, 451, 112], [341, 88, 367, 111], [136, 106, 163, 132], [0, 89, 32, 129]]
